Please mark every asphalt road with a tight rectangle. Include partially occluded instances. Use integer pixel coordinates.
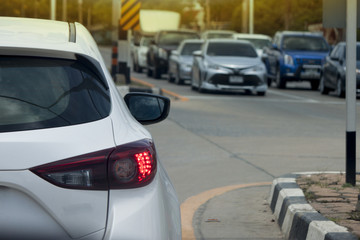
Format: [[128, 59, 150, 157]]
[[99, 48, 359, 239], [133, 71, 360, 239]]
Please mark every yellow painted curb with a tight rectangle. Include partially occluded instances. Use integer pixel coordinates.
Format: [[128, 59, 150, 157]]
[[180, 182, 272, 239]]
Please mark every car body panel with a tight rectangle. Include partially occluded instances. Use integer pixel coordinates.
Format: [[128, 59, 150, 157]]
[[191, 39, 267, 94], [147, 30, 199, 78], [168, 39, 204, 83], [322, 42, 360, 94], [0, 17, 181, 240], [263, 31, 330, 88]]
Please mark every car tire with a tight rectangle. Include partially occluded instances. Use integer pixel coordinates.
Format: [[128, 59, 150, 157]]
[[153, 65, 161, 79], [276, 68, 286, 89], [257, 91, 266, 96], [168, 72, 175, 83], [147, 68, 153, 77], [336, 77, 345, 98], [175, 69, 183, 85], [310, 80, 320, 90], [319, 75, 330, 95]]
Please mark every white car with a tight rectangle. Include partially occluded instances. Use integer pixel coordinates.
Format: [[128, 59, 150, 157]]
[[0, 17, 181, 240], [132, 35, 153, 73], [233, 33, 272, 57], [191, 39, 267, 95]]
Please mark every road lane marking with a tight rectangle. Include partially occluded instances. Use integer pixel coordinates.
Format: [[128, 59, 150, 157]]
[[180, 182, 272, 239], [130, 77, 189, 101], [131, 77, 155, 88], [161, 88, 189, 101]]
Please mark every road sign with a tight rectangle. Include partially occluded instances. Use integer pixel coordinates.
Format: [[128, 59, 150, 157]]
[[120, 0, 141, 31]]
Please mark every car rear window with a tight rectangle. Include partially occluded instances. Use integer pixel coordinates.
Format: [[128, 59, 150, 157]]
[[0, 56, 110, 133], [282, 36, 329, 51], [181, 43, 202, 56], [159, 32, 199, 46], [207, 42, 258, 57]]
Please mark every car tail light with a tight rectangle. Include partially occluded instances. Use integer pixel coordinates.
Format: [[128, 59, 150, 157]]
[[30, 139, 157, 190]]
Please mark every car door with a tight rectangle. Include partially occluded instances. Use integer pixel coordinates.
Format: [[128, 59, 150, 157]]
[[327, 45, 342, 88]]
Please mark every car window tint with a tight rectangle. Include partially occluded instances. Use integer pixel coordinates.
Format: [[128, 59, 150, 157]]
[[0, 56, 110, 132], [206, 33, 234, 39], [181, 43, 202, 56], [282, 36, 329, 51], [330, 45, 340, 58], [206, 43, 258, 57], [240, 38, 272, 49], [159, 32, 199, 45]]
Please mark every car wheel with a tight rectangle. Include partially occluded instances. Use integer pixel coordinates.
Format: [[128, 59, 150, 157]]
[[336, 77, 345, 98], [276, 69, 286, 89], [147, 68, 153, 77], [319, 75, 330, 95], [168, 72, 175, 83], [153, 65, 161, 79], [257, 91, 266, 96], [175, 69, 183, 85], [310, 80, 320, 90], [138, 66, 143, 73], [191, 71, 197, 91]]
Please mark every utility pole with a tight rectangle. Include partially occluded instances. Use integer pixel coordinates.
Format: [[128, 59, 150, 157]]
[[62, 0, 67, 21], [345, 0, 357, 185], [205, 0, 210, 29], [50, 0, 56, 20], [242, 0, 248, 33], [249, 0, 254, 34], [78, 0, 83, 24]]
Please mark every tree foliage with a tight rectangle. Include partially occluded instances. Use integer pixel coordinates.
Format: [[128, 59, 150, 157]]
[[0, 0, 324, 38]]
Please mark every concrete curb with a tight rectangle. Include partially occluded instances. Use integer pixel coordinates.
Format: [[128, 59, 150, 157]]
[[269, 174, 358, 240]]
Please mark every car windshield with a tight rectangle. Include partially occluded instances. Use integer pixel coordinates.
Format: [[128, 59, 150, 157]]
[[282, 36, 329, 51], [159, 32, 198, 46], [181, 43, 202, 56], [240, 38, 272, 49], [0, 56, 110, 133], [141, 37, 153, 47], [206, 33, 234, 39], [206, 42, 258, 57]]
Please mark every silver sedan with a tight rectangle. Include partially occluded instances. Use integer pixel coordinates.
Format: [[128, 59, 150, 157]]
[[168, 39, 204, 84], [191, 39, 268, 96]]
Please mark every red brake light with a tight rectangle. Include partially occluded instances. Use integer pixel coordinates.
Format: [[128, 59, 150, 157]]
[[30, 139, 157, 190], [108, 139, 157, 189]]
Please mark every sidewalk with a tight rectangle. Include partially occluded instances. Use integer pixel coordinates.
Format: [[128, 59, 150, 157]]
[[269, 172, 359, 240]]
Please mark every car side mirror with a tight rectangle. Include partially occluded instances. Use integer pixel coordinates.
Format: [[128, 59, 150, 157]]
[[171, 50, 179, 56], [272, 44, 278, 50], [124, 93, 170, 125], [193, 50, 203, 58]]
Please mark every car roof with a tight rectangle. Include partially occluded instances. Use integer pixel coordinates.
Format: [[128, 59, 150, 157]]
[[207, 39, 250, 44], [277, 31, 324, 37], [202, 30, 236, 34], [0, 17, 100, 60], [234, 33, 271, 40]]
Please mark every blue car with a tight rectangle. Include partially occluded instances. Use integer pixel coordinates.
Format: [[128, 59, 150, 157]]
[[264, 31, 330, 89]]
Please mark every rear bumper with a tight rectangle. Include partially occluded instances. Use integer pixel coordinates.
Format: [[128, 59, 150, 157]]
[[103, 166, 181, 240]]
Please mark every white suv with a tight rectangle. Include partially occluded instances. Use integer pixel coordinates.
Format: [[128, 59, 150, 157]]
[[0, 17, 181, 240]]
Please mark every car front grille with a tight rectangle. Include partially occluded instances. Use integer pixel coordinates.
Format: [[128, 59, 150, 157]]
[[208, 74, 262, 86], [295, 58, 322, 65]]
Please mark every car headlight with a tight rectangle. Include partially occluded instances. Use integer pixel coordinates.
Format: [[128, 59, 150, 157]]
[[284, 54, 294, 66], [248, 64, 266, 72], [158, 48, 167, 59], [180, 63, 192, 70], [204, 60, 222, 70]]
